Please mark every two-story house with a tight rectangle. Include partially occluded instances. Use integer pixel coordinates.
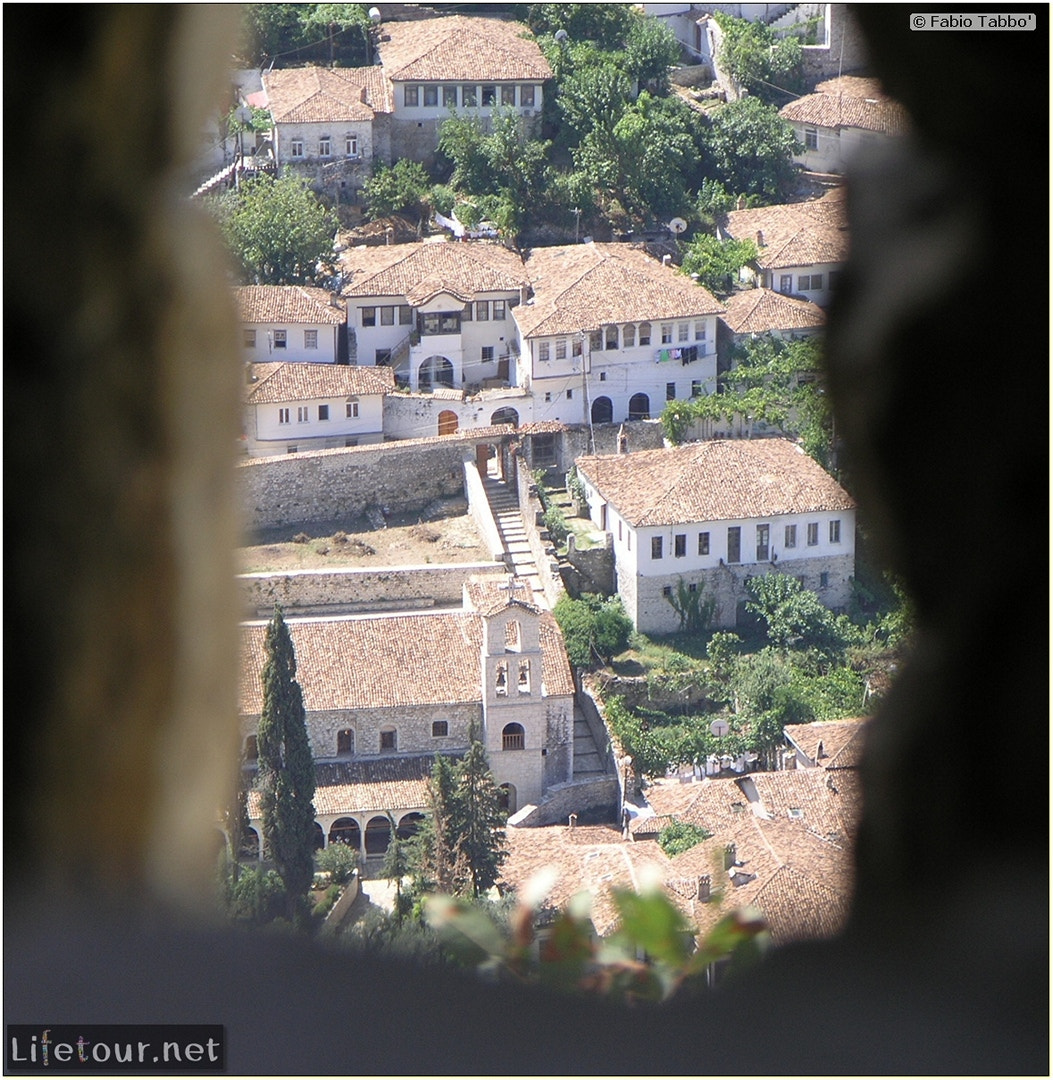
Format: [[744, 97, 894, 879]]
[[779, 76, 908, 175], [513, 243, 726, 426], [574, 437, 856, 633], [341, 240, 531, 392], [236, 578, 576, 859], [721, 188, 848, 308], [717, 287, 826, 374], [375, 14, 551, 164], [242, 362, 393, 456], [236, 286, 348, 364]]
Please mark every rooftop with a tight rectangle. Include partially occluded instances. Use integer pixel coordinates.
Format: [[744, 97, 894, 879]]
[[575, 438, 855, 528], [721, 288, 826, 336], [724, 189, 849, 271], [261, 65, 393, 123], [780, 76, 909, 138], [784, 717, 869, 770], [235, 286, 347, 326], [245, 362, 394, 405]]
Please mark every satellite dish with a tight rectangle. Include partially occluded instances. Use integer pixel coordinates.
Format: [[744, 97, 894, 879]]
[[710, 719, 730, 738], [554, 28, 568, 42], [368, 7, 381, 23], [669, 217, 687, 235]]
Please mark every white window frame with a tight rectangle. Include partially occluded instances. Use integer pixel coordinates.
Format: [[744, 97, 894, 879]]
[[304, 329, 318, 349]]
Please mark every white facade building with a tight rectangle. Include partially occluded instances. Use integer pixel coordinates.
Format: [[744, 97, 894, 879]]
[[236, 286, 348, 365]]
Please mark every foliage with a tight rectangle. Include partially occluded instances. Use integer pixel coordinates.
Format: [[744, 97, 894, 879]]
[[527, 4, 636, 49], [227, 866, 286, 925], [208, 174, 337, 286], [553, 594, 633, 669], [658, 820, 713, 857], [257, 605, 317, 925], [410, 754, 468, 898], [381, 818, 413, 923], [316, 841, 358, 884], [239, 3, 371, 67], [543, 504, 570, 548], [566, 466, 588, 506], [700, 97, 800, 202], [363, 159, 432, 222], [452, 736, 509, 898], [706, 632, 743, 687], [680, 234, 758, 296], [312, 883, 341, 919], [424, 882, 765, 1003], [712, 12, 804, 105], [744, 574, 849, 663], [623, 14, 682, 92], [664, 577, 717, 635]]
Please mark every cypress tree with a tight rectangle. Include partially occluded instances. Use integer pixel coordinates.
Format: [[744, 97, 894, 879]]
[[257, 605, 316, 925], [410, 754, 468, 898], [453, 731, 508, 899]]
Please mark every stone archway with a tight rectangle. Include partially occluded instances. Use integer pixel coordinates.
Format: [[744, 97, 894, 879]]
[[396, 812, 426, 841], [419, 355, 454, 391], [438, 409, 459, 435], [328, 817, 361, 850], [365, 815, 392, 855], [591, 396, 613, 424], [240, 826, 261, 860], [490, 407, 519, 427], [312, 821, 325, 851], [628, 392, 650, 421]]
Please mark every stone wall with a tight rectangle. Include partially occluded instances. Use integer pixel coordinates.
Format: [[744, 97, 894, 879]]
[[565, 532, 615, 597], [513, 455, 565, 608], [463, 459, 507, 562], [507, 775, 620, 828], [802, 4, 871, 83], [238, 562, 506, 618]]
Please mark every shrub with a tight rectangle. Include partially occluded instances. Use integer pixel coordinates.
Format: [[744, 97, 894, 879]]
[[292, 532, 310, 544], [316, 842, 359, 884], [543, 505, 570, 548], [312, 883, 341, 919], [658, 820, 712, 857]]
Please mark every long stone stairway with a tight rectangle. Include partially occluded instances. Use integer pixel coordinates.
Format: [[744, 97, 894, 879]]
[[481, 474, 544, 603], [571, 705, 608, 779]]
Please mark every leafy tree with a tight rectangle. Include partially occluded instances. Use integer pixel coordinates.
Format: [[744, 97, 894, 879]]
[[664, 577, 716, 634], [257, 605, 317, 925], [239, 3, 370, 67], [209, 173, 337, 285], [381, 816, 414, 924], [701, 97, 800, 202], [744, 574, 849, 662], [657, 820, 712, 857], [553, 593, 633, 668], [363, 159, 432, 223], [527, 4, 635, 49], [316, 841, 358, 884], [219, 750, 253, 885], [452, 735, 508, 899], [410, 754, 469, 898], [680, 234, 758, 296], [712, 12, 804, 105], [623, 16, 682, 92]]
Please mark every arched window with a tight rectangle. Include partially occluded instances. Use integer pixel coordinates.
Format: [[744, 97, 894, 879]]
[[628, 393, 650, 421], [518, 659, 531, 693], [623, 323, 636, 348], [328, 818, 360, 849], [495, 661, 508, 696], [337, 728, 354, 755], [365, 815, 392, 855], [591, 396, 613, 424], [502, 722, 525, 751], [638, 322, 652, 346], [505, 619, 521, 651], [396, 812, 426, 841], [498, 783, 516, 814]]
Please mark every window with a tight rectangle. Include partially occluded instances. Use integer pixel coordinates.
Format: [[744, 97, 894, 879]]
[[380, 306, 395, 325], [291, 139, 303, 157], [695, 321, 707, 341], [273, 330, 287, 349], [443, 85, 457, 107], [639, 322, 651, 346], [337, 729, 353, 755], [756, 524, 770, 562], [398, 304, 413, 324], [605, 325, 618, 350], [666, 382, 676, 401], [461, 303, 473, 322], [830, 519, 841, 543], [278, 408, 290, 424], [662, 585, 672, 597], [481, 345, 495, 362], [344, 437, 358, 447], [375, 348, 391, 365], [799, 274, 824, 291], [538, 341, 550, 362], [318, 404, 329, 421], [404, 85, 419, 107], [598, 371, 606, 381], [727, 526, 741, 563], [380, 728, 397, 751], [502, 723, 525, 750], [572, 337, 583, 357], [287, 446, 298, 454], [820, 571, 829, 588], [804, 126, 818, 150], [476, 301, 489, 321], [346, 400, 359, 418], [674, 534, 686, 558], [544, 392, 551, 402], [651, 536, 664, 560], [698, 532, 710, 555], [297, 406, 309, 423], [492, 299, 506, 320], [501, 84, 516, 106], [565, 389, 573, 400], [589, 329, 602, 351], [661, 323, 673, 344], [319, 136, 331, 156], [785, 524, 797, 548], [623, 323, 635, 348], [423, 85, 438, 107], [304, 329, 318, 349], [688, 582, 698, 593], [245, 735, 258, 762], [432, 720, 448, 737], [555, 338, 567, 360], [420, 311, 460, 335], [807, 522, 819, 546], [361, 307, 376, 327], [678, 322, 689, 342], [243, 329, 256, 348], [520, 84, 535, 107], [691, 380, 702, 398], [345, 134, 358, 156], [462, 84, 477, 106], [779, 274, 793, 293], [481, 85, 496, 105]]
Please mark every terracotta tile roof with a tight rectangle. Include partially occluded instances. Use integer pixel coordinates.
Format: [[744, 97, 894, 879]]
[[239, 610, 574, 716], [721, 288, 826, 335], [518, 420, 568, 434], [575, 437, 855, 528], [516, 243, 724, 339], [377, 16, 551, 83], [746, 769, 862, 846], [783, 717, 868, 769], [724, 189, 849, 271], [262, 65, 393, 123], [780, 77, 909, 137], [463, 576, 541, 617], [235, 286, 346, 325], [341, 241, 530, 303], [245, 362, 394, 404]]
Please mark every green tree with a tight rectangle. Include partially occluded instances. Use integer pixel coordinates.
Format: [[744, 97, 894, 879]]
[[381, 816, 413, 924], [209, 173, 337, 285], [744, 574, 848, 662], [410, 754, 468, 898], [452, 735, 508, 899], [712, 12, 804, 105], [664, 577, 716, 634], [257, 605, 317, 925], [657, 820, 712, 857], [680, 234, 758, 296], [363, 159, 432, 223], [701, 97, 800, 202], [553, 594, 632, 668], [527, 4, 635, 48], [623, 14, 682, 92]]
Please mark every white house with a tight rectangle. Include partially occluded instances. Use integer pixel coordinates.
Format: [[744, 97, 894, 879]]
[[721, 188, 848, 308], [718, 287, 825, 371], [236, 578, 577, 859], [242, 361, 393, 456], [235, 286, 348, 364], [574, 437, 856, 634], [514, 243, 726, 426], [779, 77, 908, 175]]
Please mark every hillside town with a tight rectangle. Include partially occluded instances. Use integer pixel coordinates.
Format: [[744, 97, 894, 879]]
[[206, 2, 911, 979]]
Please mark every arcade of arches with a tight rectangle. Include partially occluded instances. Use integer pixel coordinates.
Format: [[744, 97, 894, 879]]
[[227, 809, 427, 862]]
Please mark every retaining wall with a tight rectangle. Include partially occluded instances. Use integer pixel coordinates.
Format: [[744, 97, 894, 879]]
[[508, 775, 619, 828]]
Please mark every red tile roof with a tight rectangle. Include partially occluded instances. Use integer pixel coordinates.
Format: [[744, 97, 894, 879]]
[[235, 286, 346, 325], [245, 362, 394, 404], [721, 288, 826, 335], [780, 77, 909, 137], [262, 65, 393, 123], [724, 189, 849, 271]]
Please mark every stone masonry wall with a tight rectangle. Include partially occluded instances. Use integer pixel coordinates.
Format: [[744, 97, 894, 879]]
[[514, 456, 565, 608], [508, 776, 620, 828]]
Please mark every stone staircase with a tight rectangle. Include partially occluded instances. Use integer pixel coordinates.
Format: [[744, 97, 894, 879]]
[[571, 705, 607, 778], [481, 475, 544, 603]]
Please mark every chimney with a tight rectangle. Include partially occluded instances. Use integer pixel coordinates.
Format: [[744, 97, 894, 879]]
[[662, 254, 671, 266], [696, 874, 711, 902], [756, 230, 764, 247], [736, 195, 747, 210], [568, 813, 577, 831], [519, 284, 529, 306], [723, 842, 737, 870], [330, 292, 342, 308], [385, 225, 394, 246], [617, 425, 628, 453]]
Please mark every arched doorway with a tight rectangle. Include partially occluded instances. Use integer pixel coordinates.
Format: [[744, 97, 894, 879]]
[[419, 355, 454, 391], [328, 817, 361, 849], [365, 815, 392, 855], [628, 392, 650, 420], [498, 783, 517, 815], [490, 407, 519, 427], [312, 821, 325, 851], [591, 396, 613, 424], [438, 409, 459, 435], [396, 812, 426, 841], [240, 826, 261, 860]]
